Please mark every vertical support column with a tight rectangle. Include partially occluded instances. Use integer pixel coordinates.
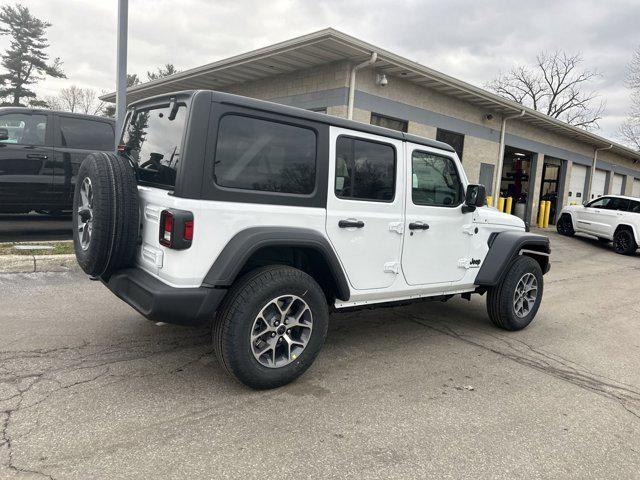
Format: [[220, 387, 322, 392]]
[[560, 160, 572, 208], [623, 175, 634, 195], [604, 170, 613, 195], [526, 153, 544, 226], [115, 0, 128, 147]]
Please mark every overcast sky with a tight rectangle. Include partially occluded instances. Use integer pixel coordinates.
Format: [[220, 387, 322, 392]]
[[6, 0, 640, 140]]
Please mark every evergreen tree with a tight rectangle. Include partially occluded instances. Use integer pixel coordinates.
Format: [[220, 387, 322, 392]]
[[0, 4, 65, 106]]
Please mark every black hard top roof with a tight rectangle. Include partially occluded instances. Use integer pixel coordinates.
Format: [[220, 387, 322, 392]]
[[0, 106, 114, 123], [129, 89, 456, 153]]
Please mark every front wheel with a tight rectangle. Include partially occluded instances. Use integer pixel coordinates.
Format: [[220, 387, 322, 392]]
[[213, 266, 329, 389], [487, 256, 544, 331], [613, 229, 638, 255], [556, 214, 575, 236]]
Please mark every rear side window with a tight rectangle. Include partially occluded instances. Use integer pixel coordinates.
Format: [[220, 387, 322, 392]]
[[0, 113, 47, 145], [629, 200, 640, 213], [335, 136, 395, 202], [604, 197, 630, 211], [122, 104, 187, 189], [58, 116, 113, 150], [214, 115, 317, 195]]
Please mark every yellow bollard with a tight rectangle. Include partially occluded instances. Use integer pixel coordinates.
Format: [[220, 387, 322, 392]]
[[487, 196, 493, 207], [537, 201, 546, 228], [498, 197, 505, 212], [505, 197, 513, 215], [543, 200, 552, 229]]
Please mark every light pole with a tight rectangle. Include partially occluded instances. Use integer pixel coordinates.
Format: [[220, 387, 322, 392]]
[[115, 0, 128, 147]]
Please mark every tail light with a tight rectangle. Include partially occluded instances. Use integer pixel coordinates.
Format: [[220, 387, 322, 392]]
[[159, 209, 193, 250]]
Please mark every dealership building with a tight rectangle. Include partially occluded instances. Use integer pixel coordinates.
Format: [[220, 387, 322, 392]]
[[104, 29, 640, 224]]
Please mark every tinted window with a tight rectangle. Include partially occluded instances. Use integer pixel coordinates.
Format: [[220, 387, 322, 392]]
[[0, 113, 47, 146], [603, 197, 630, 211], [122, 104, 187, 189], [58, 116, 114, 150], [335, 137, 395, 202], [214, 115, 316, 194], [629, 200, 640, 213], [436, 129, 464, 161], [370, 113, 408, 133], [412, 151, 463, 207], [587, 197, 611, 208]]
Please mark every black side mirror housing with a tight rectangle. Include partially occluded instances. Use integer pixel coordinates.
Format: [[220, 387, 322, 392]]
[[462, 184, 486, 213], [0, 128, 9, 141]]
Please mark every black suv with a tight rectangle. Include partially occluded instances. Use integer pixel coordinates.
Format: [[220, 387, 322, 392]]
[[0, 107, 115, 214]]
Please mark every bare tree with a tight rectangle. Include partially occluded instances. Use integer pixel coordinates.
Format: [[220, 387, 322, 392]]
[[618, 46, 640, 150], [46, 85, 105, 115], [486, 51, 604, 130]]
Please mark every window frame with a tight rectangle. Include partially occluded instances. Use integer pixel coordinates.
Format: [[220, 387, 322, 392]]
[[201, 103, 329, 208], [585, 196, 611, 209], [369, 112, 408, 133], [334, 134, 397, 203], [0, 111, 52, 147], [410, 149, 465, 208], [436, 128, 465, 161]]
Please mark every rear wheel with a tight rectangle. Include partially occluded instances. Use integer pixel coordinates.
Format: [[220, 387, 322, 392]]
[[556, 214, 575, 236], [487, 256, 544, 331], [213, 266, 329, 389], [613, 229, 637, 255]]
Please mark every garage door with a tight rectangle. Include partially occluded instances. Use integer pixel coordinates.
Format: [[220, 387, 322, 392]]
[[634, 178, 640, 198], [612, 173, 624, 195], [568, 164, 587, 204], [591, 169, 607, 200]]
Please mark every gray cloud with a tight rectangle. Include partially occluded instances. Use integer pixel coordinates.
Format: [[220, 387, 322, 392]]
[[4, 0, 640, 139]]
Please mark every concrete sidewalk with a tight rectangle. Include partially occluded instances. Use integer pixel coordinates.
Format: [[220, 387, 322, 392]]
[[0, 253, 78, 274]]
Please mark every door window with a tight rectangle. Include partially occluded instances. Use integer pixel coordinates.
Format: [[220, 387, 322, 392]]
[[0, 113, 47, 146], [586, 197, 611, 209], [335, 136, 395, 202], [411, 151, 463, 207], [58, 116, 114, 150], [602, 197, 630, 211]]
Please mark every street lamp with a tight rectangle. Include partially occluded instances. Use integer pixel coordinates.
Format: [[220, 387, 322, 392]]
[[115, 0, 128, 147]]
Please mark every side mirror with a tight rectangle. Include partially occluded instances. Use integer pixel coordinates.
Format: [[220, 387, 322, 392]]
[[0, 128, 8, 141], [463, 184, 486, 213]]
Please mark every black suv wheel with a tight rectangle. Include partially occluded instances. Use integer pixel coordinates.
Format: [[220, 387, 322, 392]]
[[556, 214, 575, 236], [213, 266, 329, 389], [613, 228, 638, 255], [487, 256, 544, 331]]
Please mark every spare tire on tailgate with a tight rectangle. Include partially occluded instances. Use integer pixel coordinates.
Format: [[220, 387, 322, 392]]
[[73, 152, 139, 279]]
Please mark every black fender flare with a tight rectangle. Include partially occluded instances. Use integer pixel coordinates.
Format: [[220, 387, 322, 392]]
[[475, 230, 550, 287], [201, 227, 351, 301]]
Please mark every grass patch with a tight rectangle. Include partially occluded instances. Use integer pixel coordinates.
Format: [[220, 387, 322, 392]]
[[0, 241, 74, 256]]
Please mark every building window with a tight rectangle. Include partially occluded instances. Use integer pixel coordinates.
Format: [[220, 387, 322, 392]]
[[370, 113, 408, 133], [436, 128, 464, 161]]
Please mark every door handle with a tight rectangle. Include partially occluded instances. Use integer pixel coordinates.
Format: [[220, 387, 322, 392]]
[[26, 154, 48, 159], [409, 222, 430, 230], [338, 219, 365, 229]]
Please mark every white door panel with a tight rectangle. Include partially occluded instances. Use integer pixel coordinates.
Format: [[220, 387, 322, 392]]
[[591, 169, 607, 200], [325, 127, 404, 290], [612, 174, 624, 195], [568, 164, 587, 205], [402, 144, 471, 286]]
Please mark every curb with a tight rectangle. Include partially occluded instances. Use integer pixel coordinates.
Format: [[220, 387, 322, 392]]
[[0, 254, 79, 274]]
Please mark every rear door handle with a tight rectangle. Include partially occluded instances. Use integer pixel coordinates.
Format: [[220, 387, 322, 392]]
[[338, 219, 365, 229], [26, 154, 48, 159], [409, 222, 430, 230]]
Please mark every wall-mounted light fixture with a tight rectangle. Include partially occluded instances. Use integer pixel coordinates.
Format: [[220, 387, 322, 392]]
[[376, 73, 388, 86]]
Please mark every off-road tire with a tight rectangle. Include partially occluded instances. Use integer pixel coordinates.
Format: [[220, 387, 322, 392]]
[[73, 152, 139, 278], [556, 214, 575, 236], [213, 265, 329, 389], [487, 256, 543, 331], [613, 229, 637, 256]]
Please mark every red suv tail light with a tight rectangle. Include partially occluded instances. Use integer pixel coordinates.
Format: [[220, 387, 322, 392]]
[[159, 209, 193, 249]]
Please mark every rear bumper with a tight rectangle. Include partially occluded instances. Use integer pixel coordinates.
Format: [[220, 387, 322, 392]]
[[106, 268, 227, 326]]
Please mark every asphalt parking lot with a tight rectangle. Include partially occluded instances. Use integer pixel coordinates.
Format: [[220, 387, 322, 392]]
[[1, 229, 639, 479]]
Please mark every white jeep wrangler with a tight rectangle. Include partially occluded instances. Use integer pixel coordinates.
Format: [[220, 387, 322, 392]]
[[73, 91, 550, 389], [557, 195, 640, 255]]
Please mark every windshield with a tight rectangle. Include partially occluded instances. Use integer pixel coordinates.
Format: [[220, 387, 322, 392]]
[[121, 104, 187, 189]]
